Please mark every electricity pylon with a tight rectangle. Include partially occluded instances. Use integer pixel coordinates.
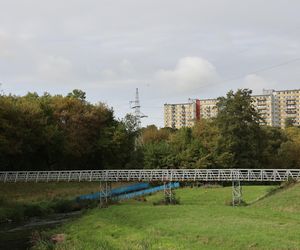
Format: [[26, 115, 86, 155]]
[[129, 88, 147, 129]]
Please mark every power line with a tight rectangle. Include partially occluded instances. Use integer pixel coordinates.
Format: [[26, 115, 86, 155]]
[[219, 57, 300, 84], [139, 57, 300, 104]]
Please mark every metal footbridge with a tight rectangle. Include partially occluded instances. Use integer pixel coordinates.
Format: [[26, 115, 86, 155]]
[[1, 169, 300, 183], [1, 169, 299, 206]]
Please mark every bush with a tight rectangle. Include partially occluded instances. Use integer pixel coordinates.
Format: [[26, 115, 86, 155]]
[[23, 204, 49, 217], [50, 200, 77, 213]]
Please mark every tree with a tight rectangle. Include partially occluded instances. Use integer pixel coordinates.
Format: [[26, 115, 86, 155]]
[[141, 125, 171, 144], [192, 119, 219, 168], [260, 126, 287, 168], [143, 141, 174, 169], [277, 127, 300, 168], [67, 89, 86, 101], [0, 91, 136, 171], [215, 89, 264, 168]]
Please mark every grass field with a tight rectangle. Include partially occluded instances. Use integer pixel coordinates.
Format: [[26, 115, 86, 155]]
[[0, 182, 105, 222], [34, 183, 300, 250]]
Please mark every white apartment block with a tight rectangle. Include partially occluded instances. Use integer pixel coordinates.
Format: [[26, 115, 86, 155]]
[[164, 89, 300, 129], [164, 102, 197, 129], [275, 89, 300, 127]]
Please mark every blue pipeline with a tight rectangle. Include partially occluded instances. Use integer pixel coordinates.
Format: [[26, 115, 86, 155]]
[[114, 182, 180, 201], [76, 182, 151, 201]]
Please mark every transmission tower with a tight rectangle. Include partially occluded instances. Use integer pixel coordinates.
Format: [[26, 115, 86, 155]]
[[130, 88, 147, 128]]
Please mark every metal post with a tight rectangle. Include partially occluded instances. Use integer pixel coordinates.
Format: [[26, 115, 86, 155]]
[[99, 181, 112, 207], [36, 172, 40, 183], [232, 180, 242, 206], [164, 182, 173, 204]]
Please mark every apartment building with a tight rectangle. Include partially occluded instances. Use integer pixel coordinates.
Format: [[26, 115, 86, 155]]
[[275, 89, 300, 127], [164, 99, 218, 129], [252, 92, 276, 126], [164, 102, 197, 129], [164, 89, 300, 129], [199, 98, 218, 119]]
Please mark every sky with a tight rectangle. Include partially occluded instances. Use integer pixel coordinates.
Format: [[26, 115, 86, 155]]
[[1, 0, 300, 127]]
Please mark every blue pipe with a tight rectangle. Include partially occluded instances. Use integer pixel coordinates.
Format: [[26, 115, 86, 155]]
[[115, 182, 180, 201], [76, 182, 151, 201]]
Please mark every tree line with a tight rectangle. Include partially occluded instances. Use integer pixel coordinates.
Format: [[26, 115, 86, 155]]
[[139, 89, 300, 169], [1, 88, 299, 171], [0, 90, 137, 171]]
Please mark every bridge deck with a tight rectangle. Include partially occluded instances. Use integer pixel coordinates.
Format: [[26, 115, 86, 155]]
[[1, 169, 300, 183]]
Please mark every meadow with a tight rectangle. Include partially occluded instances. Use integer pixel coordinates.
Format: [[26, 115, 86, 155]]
[[34, 182, 300, 250]]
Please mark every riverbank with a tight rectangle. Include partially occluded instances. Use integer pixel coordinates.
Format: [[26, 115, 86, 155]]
[[0, 211, 83, 250], [33, 184, 300, 250], [0, 182, 101, 222]]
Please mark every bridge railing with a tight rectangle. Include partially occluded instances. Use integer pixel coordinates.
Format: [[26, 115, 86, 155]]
[[0, 169, 300, 183]]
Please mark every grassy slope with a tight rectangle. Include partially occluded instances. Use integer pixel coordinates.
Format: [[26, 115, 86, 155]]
[[37, 184, 300, 250]]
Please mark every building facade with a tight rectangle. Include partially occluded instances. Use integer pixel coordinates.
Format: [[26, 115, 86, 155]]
[[164, 89, 300, 129], [164, 102, 197, 129]]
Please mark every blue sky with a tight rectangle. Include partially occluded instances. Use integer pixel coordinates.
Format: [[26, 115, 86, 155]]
[[1, 0, 300, 126]]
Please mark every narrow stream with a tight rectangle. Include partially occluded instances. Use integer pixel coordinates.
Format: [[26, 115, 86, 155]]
[[0, 211, 82, 250]]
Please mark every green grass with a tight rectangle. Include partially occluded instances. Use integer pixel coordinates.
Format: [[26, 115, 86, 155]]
[[0, 182, 110, 222], [34, 183, 300, 250], [0, 182, 102, 203]]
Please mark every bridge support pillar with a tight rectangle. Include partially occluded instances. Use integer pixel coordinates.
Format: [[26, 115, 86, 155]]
[[99, 181, 112, 207], [232, 180, 242, 206], [164, 182, 173, 204]]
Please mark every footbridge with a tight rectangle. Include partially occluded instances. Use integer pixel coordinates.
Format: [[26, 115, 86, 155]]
[[1, 169, 299, 206], [1, 169, 300, 183]]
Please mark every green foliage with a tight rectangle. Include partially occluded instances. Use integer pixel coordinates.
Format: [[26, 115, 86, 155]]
[[1, 88, 299, 170], [276, 127, 300, 168], [143, 141, 174, 168], [215, 89, 264, 168], [67, 89, 86, 101], [0, 91, 136, 170], [139, 89, 298, 169]]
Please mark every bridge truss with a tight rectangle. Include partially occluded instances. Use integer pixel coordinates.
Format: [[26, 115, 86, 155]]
[[1, 169, 299, 206], [1, 169, 299, 183]]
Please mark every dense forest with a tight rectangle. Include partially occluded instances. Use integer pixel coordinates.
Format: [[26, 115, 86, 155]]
[[0, 90, 137, 171], [0, 89, 299, 171]]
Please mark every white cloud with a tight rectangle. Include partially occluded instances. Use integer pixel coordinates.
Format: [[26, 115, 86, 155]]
[[37, 55, 73, 82], [243, 74, 277, 94], [99, 59, 137, 82], [156, 57, 219, 93], [100, 69, 117, 80], [0, 31, 13, 58], [1, 0, 300, 127], [119, 59, 135, 75]]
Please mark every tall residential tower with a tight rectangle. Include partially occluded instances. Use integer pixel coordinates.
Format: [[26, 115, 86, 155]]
[[164, 89, 300, 129]]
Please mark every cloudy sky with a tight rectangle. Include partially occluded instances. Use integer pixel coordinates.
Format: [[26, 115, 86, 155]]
[[1, 0, 300, 126]]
